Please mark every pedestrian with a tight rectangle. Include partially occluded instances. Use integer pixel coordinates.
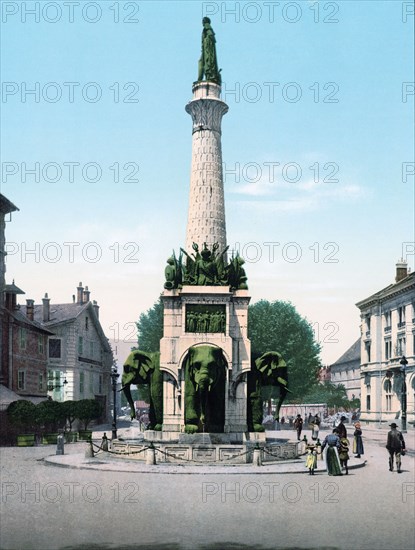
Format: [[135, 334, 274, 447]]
[[312, 414, 321, 441], [101, 433, 109, 451], [280, 416, 285, 424], [321, 428, 343, 476], [353, 422, 364, 458], [386, 422, 406, 473], [294, 414, 303, 441], [339, 437, 350, 475], [305, 444, 318, 475], [337, 415, 347, 439]]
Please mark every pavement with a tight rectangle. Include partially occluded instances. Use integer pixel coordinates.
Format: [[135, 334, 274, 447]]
[[1, 421, 414, 550]]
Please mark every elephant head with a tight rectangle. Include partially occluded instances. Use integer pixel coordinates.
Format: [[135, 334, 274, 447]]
[[184, 345, 226, 433], [122, 350, 154, 420]]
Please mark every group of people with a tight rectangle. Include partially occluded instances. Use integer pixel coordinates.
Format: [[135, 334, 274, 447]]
[[304, 416, 407, 475], [293, 413, 321, 441]]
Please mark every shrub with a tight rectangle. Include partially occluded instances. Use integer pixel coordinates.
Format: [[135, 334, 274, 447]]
[[76, 399, 102, 430]]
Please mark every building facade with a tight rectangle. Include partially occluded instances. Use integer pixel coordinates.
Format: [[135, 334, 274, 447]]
[[356, 261, 415, 426], [330, 339, 361, 400], [1, 194, 50, 403], [33, 283, 113, 420]]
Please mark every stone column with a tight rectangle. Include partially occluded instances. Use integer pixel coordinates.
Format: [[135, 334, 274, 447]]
[[185, 82, 228, 253]]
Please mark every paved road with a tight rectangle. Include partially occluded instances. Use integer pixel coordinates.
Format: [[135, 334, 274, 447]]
[[1, 425, 414, 550]]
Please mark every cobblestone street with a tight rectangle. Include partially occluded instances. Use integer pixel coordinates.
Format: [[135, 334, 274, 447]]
[[1, 425, 414, 550]]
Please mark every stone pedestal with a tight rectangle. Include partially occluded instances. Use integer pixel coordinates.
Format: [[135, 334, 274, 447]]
[[160, 285, 251, 434]]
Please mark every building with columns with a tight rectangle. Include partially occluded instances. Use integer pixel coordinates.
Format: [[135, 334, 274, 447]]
[[356, 261, 415, 426]]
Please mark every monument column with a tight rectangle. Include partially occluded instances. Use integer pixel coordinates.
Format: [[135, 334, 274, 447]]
[[185, 83, 228, 253]]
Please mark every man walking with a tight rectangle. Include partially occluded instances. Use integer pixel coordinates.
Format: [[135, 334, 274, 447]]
[[294, 414, 303, 441], [386, 422, 406, 473]]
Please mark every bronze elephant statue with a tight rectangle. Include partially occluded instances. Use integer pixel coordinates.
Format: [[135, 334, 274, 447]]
[[247, 351, 290, 432], [122, 350, 163, 430], [183, 345, 226, 434]]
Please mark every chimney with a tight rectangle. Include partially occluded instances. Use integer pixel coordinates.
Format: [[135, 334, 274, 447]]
[[83, 285, 91, 303], [42, 293, 50, 322], [92, 300, 99, 319], [26, 299, 34, 321], [395, 259, 408, 283], [77, 282, 84, 304]]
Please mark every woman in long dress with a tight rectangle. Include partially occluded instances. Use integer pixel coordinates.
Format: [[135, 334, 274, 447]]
[[353, 422, 364, 458], [321, 429, 343, 476]]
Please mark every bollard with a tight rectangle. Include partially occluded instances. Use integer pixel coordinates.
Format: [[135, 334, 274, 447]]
[[84, 439, 94, 458], [56, 432, 64, 455], [252, 445, 262, 466], [146, 443, 156, 465]]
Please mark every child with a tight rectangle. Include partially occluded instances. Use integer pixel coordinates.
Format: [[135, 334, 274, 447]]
[[339, 437, 350, 475], [305, 444, 318, 475]]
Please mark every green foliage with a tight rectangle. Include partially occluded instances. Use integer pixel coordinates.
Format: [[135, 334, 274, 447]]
[[61, 401, 78, 431], [35, 400, 66, 432], [248, 300, 321, 400], [7, 400, 37, 433], [136, 298, 163, 352], [303, 382, 353, 410], [75, 399, 102, 430]]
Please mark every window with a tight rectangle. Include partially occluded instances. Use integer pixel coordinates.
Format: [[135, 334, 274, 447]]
[[89, 341, 94, 358], [49, 339, 61, 359], [79, 372, 84, 394], [78, 336, 83, 355], [38, 373, 44, 391], [18, 370, 26, 390], [19, 328, 27, 350], [89, 372, 94, 393], [398, 306, 406, 326], [384, 379, 392, 412], [384, 339, 392, 360], [85, 317, 89, 330], [366, 315, 371, 332], [365, 342, 371, 363], [366, 395, 371, 411], [397, 336, 406, 356], [38, 335, 44, 354], [99, 374, 103, 394]]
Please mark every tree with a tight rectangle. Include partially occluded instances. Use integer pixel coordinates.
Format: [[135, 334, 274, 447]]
[[136, 298, 163, 352], [35, 400, 66, 432], [248, 300, 321, 400], [7, 400, 38, 433], [61, 401, 78, 432], [303, 382, 355, 410], [76, 399, 102, 430]]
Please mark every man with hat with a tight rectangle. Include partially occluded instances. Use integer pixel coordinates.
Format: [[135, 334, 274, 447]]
[[337, 416, 347, 439], [386, 423, 406, 473]]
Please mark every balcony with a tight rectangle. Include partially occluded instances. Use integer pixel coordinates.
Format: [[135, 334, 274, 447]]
[[384, 326, 391, 333], [397, 322, 406, 330]]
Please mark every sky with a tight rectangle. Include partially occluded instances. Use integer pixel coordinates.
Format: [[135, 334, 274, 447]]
[[1, 0, 414, 367]]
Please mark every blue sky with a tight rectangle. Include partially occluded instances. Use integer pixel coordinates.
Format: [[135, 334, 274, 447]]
[[1, 0, 414, 365]]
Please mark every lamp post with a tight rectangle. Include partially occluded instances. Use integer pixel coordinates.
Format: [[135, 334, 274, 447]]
[[400, 356, 408, 433], [111, 365, 119, 440]]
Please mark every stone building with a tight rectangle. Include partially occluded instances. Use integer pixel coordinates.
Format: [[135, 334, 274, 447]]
[[356, 261, 414, 426], [33, 283, 113, 420], [330, 339, 361, 400], [1, 194, 51, 403]]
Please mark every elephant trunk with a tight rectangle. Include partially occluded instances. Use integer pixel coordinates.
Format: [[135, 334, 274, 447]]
[[123, 384, 136, 420]]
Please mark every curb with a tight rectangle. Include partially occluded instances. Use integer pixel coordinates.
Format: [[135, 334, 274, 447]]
[[43, 453, 367, 475]]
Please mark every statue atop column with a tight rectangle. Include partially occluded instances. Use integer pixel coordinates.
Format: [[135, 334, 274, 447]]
[[198, 17, 221, 85]]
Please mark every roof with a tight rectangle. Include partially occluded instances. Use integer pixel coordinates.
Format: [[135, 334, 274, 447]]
[[331, 338, 361, 368], [33, 302, 89, 325], [0, 194, 19, 215], [4, 282, 25, 295], [33, 301, 112, 353], [356, 271, 415, 309], [8, 309, 54, 335]]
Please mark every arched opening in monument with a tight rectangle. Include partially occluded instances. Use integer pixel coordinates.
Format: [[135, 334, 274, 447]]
[[182, 344, 227, 433]]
